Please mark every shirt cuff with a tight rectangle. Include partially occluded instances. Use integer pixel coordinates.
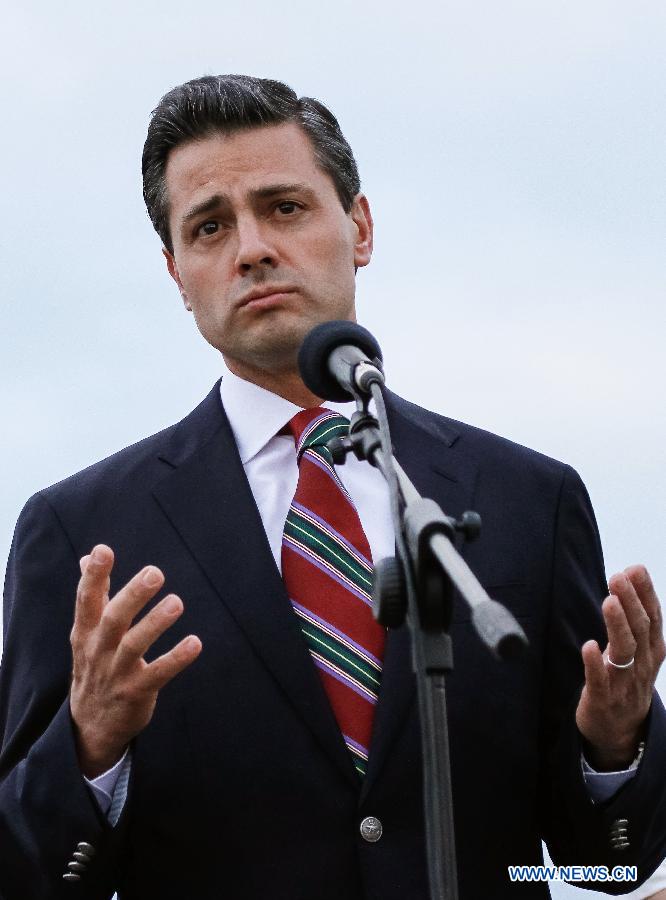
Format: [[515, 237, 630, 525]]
[[581, 748, 642, 804], [84, 748, 130, 819]]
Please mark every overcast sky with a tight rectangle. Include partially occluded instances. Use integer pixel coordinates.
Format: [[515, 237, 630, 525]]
[[1, 3, 664, 897]]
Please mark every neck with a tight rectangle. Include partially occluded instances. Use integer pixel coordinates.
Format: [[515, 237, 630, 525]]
[[224, 359, 323, 409]]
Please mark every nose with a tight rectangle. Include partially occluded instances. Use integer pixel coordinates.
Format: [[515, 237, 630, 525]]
[[234, 215, 277, 274]]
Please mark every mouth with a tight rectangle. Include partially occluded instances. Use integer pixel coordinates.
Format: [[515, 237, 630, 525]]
[[238, 288, 297, 311]]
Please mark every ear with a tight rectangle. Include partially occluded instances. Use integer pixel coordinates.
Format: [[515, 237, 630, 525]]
[[163, 248, 192, 311], [351, 194, 373, 269]]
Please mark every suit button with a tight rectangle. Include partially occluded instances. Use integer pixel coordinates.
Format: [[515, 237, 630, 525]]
[[610, 818, 630, 850], [63, 840, 96, 882], [360, 816, 383, 843], [77, 841, 96, 856]]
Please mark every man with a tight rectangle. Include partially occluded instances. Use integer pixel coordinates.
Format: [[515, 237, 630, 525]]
[[1, 74, 665, 899]]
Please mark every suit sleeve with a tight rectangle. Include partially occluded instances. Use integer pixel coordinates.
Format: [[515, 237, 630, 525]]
[[0, 493, 127, 900], [540, 465, 666, 893]]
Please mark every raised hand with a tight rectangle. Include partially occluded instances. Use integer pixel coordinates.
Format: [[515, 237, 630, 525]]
[[69, 544, 202, 778], [576, 565, 665, 770]]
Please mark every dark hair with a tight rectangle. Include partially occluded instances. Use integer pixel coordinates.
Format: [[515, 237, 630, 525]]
[[142, 74, 361, 253]]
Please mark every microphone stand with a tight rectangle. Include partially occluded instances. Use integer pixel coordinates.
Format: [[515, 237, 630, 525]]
[[327, 381, 528, 900]]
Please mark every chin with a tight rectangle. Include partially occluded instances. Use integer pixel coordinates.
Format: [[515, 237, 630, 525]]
[[216, 326, 302, 374], [210, 306, 354, 368]]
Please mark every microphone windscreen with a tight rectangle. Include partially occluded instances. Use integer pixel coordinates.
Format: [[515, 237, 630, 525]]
[[298, 321, 383, 401]]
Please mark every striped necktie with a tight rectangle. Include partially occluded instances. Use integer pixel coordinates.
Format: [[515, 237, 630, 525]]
[[281, 407, 385, 778]]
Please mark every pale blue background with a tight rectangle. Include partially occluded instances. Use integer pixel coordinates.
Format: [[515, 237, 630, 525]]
[[1, 2, 664, 897]]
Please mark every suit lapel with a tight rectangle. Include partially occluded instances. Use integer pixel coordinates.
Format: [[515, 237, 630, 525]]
[[362, 391, 479, 798], [152, 383, 358, 787], [150, 383, 479, 795]]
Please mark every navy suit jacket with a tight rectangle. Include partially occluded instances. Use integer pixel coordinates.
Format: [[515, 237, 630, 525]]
[[1, 383, 665, 899]]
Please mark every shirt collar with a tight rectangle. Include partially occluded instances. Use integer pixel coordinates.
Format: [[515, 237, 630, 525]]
[[219, 368, 359, 465]]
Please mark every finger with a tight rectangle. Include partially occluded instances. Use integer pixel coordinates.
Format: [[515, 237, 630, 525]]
[[114, 594, 183, 669], [142, 635, 202, 691], [73, 544, 115, 634], [624, 564, 663, 650], [608, 571, 651, 659], [581, 639, 609, 698], [602, 595, 637, 668], [96, 566, 165, 650], [78, 555, 110, 595]]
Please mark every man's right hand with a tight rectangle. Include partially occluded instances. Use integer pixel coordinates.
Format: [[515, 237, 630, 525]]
[[69, 544, 202, 778]]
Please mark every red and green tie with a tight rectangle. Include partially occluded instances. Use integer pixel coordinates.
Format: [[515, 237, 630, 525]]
[[281, 407, 385, 778]]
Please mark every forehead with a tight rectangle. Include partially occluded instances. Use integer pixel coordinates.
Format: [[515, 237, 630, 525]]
[[164, 122, 334, 210]]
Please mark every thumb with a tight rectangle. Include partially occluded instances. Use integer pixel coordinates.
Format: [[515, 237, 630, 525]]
[[581, 639, 609, 698]]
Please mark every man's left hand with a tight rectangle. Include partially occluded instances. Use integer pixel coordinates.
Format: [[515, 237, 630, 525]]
[[576, 565, 665, 771]]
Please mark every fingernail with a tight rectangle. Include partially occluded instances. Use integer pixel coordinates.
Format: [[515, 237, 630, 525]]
[[143, 567, 161, 587], [92, 546, 104, 562], [164, 596, 181, 614]]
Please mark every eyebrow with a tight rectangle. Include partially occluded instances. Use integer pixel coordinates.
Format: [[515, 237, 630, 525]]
[[181, 183, 315, 229]]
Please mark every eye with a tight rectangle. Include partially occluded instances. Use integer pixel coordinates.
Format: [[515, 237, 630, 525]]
[[276, 201, 300, 215], [197, 221, 219, 236]]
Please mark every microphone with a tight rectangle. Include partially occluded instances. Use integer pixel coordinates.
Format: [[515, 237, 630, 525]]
[[298, 321, 385, 401]]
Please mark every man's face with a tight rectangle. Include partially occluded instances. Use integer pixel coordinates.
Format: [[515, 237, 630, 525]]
[[163, 122, 373, 381]]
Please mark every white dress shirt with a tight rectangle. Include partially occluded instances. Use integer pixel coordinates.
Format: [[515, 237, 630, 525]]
[[87, 370, 636, 818], [219, 368, 395, 569]]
